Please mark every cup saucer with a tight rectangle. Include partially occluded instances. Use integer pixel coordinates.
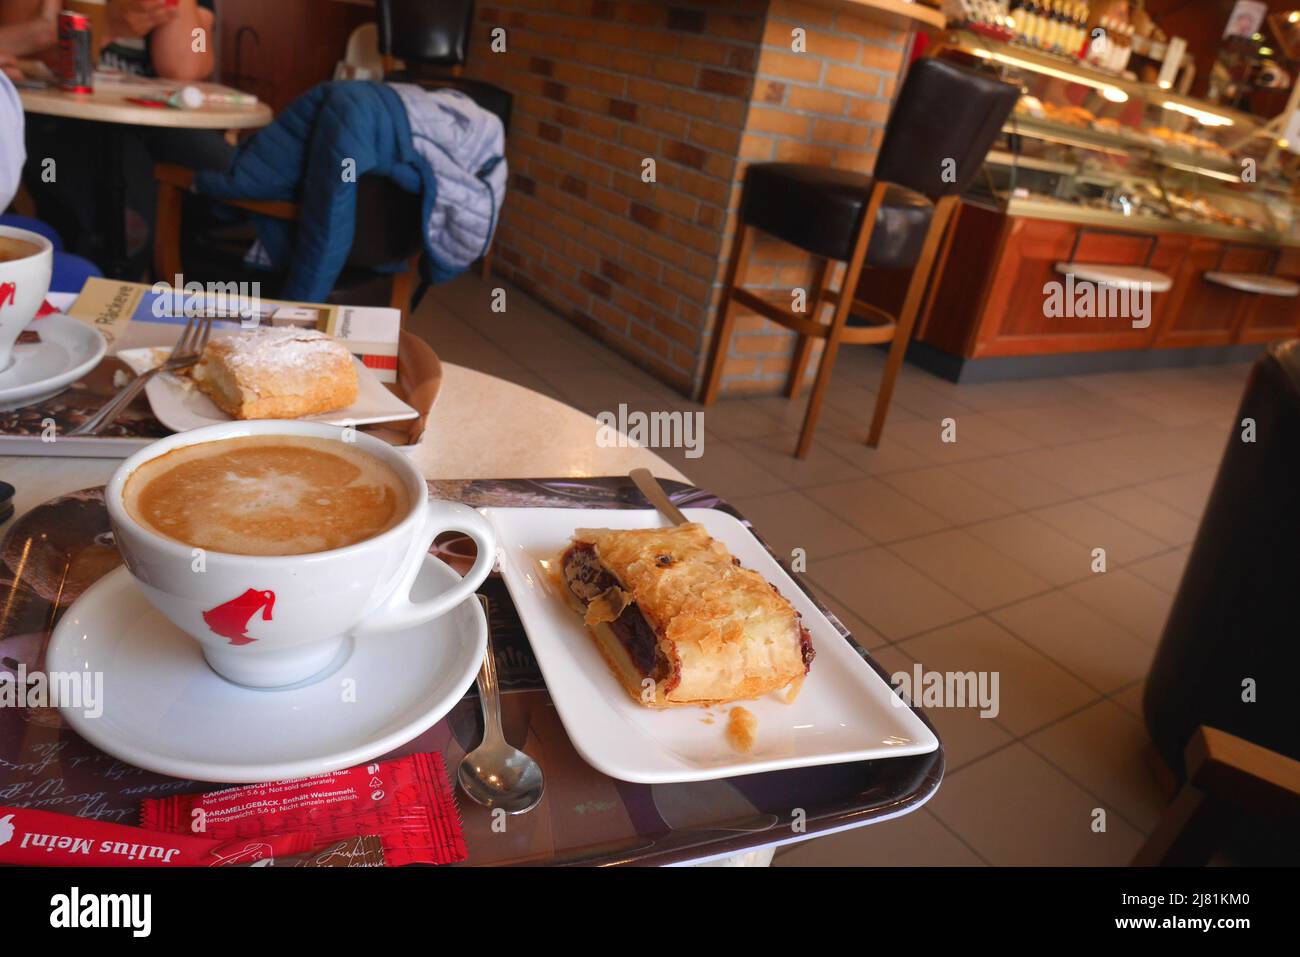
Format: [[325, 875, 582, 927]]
[[46, 555, 486, 783], [0, 313, 107, 411]]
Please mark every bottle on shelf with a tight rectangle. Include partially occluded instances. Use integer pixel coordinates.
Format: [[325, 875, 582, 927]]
[[1043, 0, 1065, 56], [1033, 0, 1050, 49], [1110, 15, 1134, 73], [1006, 0, 1023, 43], [1072, 2, 1089, 57], [1057, 0, 1073, 54], [1019, 0, 1035, 47]]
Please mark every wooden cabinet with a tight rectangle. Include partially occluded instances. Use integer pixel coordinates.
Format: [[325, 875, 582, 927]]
[[1238, 247, 1300, 344], [216, 0, 375, 114], [920, 204, 1300, 362], [973, 218, 1181, 356], [1156, 241, 1275, 348]]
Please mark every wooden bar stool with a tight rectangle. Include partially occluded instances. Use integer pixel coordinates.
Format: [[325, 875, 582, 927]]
[[700, 58, 1019, 458]]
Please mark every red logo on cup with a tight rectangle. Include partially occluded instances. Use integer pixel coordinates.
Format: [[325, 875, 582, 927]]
[[202, 589, 275, 646], [0, 283, 15, 310]]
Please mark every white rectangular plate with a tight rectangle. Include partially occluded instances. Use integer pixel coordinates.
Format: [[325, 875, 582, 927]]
[[117, 348, 417, 433], [483, 506, 938, 784]]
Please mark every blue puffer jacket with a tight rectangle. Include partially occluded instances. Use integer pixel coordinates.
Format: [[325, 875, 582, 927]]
[[195, 81, 442, 302]]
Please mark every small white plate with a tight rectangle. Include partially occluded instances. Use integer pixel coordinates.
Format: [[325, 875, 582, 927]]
[[47, 555, 485, 783], [483, 506, 938, 784], [0, 313, 107, 411], [116, 348, 418, 432]]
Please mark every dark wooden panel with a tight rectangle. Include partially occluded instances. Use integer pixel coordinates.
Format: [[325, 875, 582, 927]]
[[1155, 238, 1259, 347], [914, 202, 1006, 357], [1072, 230, 1159, 264], [218, 0, 375, 113], [1239, 250, 1300, 343], [1238, 295, 1300, 343]]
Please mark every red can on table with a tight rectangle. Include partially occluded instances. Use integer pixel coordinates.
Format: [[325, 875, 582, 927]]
[[56, 11, 94, 94]]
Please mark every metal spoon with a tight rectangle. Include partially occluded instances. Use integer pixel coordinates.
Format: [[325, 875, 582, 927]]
[[457, 595, 545, 814]]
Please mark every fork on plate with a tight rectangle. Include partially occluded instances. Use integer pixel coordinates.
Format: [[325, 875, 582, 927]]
[[69, 315, 213, 437]]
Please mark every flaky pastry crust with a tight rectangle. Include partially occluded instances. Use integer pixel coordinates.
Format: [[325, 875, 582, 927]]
[[564, 524, 812, 707]]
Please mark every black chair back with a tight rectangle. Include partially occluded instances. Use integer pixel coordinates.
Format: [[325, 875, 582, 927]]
[[348, 175, 424, 268], [874, 58, 1019, 201], [377, 0, 475, 67]]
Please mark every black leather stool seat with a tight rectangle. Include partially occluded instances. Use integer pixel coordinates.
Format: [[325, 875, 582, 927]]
[[741, 162, 934, 269]]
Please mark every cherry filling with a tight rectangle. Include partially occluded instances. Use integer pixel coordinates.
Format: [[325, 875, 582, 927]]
[[561, 543, 669, 681]]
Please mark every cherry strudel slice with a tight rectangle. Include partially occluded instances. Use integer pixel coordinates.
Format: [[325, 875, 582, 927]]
[[559, 524, 814, 708]]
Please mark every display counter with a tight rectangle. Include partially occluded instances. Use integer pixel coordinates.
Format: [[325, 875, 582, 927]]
[[908, 31, 1300, 377]]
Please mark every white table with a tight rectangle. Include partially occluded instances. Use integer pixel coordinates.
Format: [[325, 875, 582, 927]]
[[18, 74, 272, 129], [0, 362, 686, 519]]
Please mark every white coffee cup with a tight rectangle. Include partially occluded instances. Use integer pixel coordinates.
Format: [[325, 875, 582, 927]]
[[105, 419, 497, 688], [0, 226, 54, 373]]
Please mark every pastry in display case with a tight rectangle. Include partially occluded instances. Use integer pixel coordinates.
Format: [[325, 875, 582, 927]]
[[939, 28, 1296, 246], [1156, 163, 1286, 236]]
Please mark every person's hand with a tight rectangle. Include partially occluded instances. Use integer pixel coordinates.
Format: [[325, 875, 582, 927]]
[[0, 52, 24, 83], [105, 0, 179, 41], [0, 16, 57, 60]]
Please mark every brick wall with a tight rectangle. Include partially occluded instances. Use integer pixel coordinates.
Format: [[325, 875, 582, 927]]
[[464, 0, 915, 397]]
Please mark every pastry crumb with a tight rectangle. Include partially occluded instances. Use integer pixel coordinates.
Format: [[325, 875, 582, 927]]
[[726, 706, 757, 753], [775, 675, 805, 705]]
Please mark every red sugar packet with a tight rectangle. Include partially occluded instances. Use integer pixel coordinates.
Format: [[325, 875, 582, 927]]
[[140, 752, 467, 866], [0, 806, 315, 866]]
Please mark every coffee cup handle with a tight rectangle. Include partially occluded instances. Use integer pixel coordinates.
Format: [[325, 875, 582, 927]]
[[351, 501, 495, 635]]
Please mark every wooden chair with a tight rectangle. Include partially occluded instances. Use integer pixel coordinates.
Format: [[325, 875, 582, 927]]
[[1133, 726, 1300, 866], [700, 58, 1019, 458], [153, 163, 425, 318]]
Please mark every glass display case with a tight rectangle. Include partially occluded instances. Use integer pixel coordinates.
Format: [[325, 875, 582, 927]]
[[941, 29, 1300, 246]]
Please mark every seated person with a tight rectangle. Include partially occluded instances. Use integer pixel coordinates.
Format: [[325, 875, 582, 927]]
[[0, 65, 21, 208], [0, 0, 212, 80], [0, 0, 53, 75], [4, 0, 231, 276], [99, 0, 215, 81]]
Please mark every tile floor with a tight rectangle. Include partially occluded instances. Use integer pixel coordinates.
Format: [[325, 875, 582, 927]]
[[408, 273, 1253, 867]]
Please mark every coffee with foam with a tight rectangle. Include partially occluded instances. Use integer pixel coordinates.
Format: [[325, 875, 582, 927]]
[[0, 237, 41, 263], [123, 435, 410, 556]]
